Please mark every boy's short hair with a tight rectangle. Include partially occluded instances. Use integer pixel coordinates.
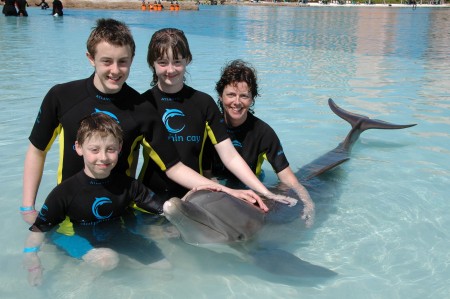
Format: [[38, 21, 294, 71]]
[[86, 18, 136, 58], [77, 113, 123, 146], [147, 28, 192, 86]]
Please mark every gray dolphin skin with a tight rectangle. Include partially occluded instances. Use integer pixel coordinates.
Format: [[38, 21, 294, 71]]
[[297, 98, 416, 180], [163, 99, 416, 279]]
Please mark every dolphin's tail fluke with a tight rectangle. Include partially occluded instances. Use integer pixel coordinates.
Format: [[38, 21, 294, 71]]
[[297, 99, 416, 180], [328, 98, 417, 132]]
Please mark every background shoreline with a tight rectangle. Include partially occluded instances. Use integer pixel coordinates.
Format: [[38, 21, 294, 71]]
[[47, 0, 450, 11]]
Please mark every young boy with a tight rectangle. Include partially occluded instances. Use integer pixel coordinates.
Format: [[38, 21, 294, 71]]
[[23, 113, 170, 286], [21, 18, 263, 225]]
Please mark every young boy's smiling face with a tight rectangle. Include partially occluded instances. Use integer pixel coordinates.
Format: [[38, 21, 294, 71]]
[[87, 41, 133, 95], [75, 132, 122, 179]]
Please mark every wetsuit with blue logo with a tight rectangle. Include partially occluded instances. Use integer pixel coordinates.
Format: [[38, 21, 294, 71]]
[[29, 170, 165, 264], [139, 85, 229, 199], [29, 74, 180, 184], [204, 113, 289, 185]]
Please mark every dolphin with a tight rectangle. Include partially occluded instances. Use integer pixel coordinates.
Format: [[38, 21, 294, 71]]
[[297, 98, 416, 180], [162, 98, 416, 279], [163, 190, 338, 279]]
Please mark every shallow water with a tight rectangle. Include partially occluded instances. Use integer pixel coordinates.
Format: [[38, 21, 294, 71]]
[[1, 5, 449, 299]]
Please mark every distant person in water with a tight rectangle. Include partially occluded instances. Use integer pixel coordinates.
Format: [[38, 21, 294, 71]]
[[52, 0, 63, 16], [2, 0, 18, 16], [36, 0, 49, 9], [16, 0, 29, 16]]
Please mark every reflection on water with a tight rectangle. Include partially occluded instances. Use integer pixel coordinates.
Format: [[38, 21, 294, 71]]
[[0, 5, 449, 299]]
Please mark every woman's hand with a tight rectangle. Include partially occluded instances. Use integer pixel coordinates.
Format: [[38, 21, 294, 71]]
[[301, 200, 315, 228], [263, 192, 298, 207]]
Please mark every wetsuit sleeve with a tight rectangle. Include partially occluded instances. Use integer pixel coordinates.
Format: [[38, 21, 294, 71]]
[[28, 85, 62, 152], [202, 138, 214, 171], [203, 94, 229, 145], [130, 180, 165, 214], [260, 124, 290, 174], [30, 186, 69, 232]]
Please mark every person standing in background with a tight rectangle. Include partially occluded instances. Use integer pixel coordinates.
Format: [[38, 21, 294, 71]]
[[2, 0, 18, 16], [52, 0, 63, 16], [16, 0, 28, 16]]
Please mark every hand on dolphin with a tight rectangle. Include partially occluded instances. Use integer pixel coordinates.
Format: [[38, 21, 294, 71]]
[[182, 185, 269, 212], [301, 201, 315, 228], [262, 192, 298, 207]]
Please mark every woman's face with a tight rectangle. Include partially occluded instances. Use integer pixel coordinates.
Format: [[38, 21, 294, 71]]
[[220, 82, 253, 127], [153, 48, 187, 93]]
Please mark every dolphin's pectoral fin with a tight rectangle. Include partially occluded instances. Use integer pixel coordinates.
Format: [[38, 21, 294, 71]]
[[248, 247, 337, 278]]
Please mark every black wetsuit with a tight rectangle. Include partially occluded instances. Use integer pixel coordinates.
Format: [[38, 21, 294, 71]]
[[16, 0, 28, 16], [30, 171, 165, 264], [204, 113, 289, 184], [29, 74, 180, 184], [52, 0, 63, 15], [140, 85, 229, 199], [2, 0, 18, 16]]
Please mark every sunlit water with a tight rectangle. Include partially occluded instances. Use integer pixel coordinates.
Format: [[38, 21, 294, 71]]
[[1, 5, 449, 298]]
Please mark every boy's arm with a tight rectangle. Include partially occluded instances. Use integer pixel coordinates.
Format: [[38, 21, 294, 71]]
[[22, 144, 47, 224], [23, 230, 45, 286]]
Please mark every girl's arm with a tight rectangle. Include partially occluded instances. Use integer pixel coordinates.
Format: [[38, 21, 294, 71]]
[[165, 161, 269, 211]]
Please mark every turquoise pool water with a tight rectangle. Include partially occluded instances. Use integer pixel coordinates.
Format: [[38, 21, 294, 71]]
[[1, 5, 449, 298]]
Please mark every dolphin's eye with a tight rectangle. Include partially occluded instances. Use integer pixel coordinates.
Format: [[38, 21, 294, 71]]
[[237, 234, 245, 241]]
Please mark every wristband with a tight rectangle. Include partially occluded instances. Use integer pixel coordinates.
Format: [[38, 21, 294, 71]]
[[20, 206, 34, 212], [23, 246, 40, 253]]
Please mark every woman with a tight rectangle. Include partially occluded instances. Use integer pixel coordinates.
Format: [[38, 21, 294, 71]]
[[205, 59, 315, 226], [140, 28, 296, 211]]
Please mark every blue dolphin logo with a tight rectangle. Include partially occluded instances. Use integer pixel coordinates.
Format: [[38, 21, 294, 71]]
[[92, 197, 113, 220], [38, 204, 48, 221], [162, 109, 185, 134], [93, 109, 120, 123], [232, 140, 243, 148]]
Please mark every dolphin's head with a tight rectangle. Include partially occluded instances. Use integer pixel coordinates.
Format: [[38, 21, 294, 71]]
[[163, 190, 265, 246]]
